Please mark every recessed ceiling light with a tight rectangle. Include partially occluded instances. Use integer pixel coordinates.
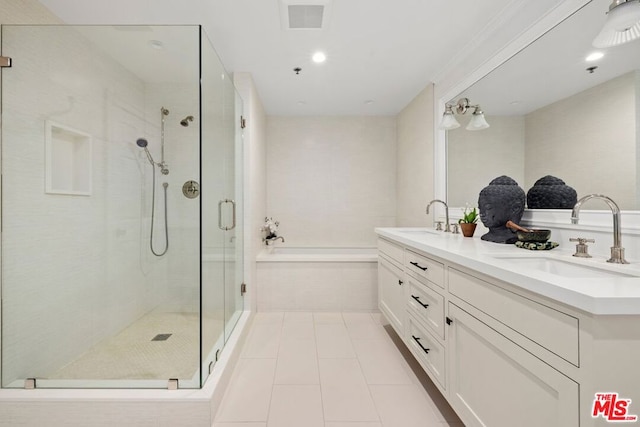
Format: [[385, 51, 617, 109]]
[[297, 101, 307, 106], [364, 100, 375, 105], [148, 40, 164, 50], [312, 51, 326, 63], [585, 51, 604, 62]]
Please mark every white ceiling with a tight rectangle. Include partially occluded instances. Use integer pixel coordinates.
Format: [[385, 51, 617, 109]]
[[36, 0, 518, 116], [458, 0, 640, 116]]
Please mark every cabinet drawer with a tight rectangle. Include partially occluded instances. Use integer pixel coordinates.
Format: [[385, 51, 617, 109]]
[[407, 277, 445, 339], [405, 250, 444, 288], [378, 238, 404, 265], [449, 268, 579, 366], [407, 315, 446, 389]]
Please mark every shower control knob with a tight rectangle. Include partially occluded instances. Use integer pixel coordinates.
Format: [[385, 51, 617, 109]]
[[182, 180, 200, 199]]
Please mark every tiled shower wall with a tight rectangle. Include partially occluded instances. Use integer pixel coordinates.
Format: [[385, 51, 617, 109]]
[[266, 116, 397, 247]]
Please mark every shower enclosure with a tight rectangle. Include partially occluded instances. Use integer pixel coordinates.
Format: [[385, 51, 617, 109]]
[[0, 25, 244, 389]]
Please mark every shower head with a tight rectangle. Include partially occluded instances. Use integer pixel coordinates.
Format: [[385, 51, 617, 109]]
[[180, 116, 194, 127], [161, 107, 169, 116], [136, 138, 157, 166]]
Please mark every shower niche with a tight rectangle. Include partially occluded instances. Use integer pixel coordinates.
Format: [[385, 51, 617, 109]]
[[45, 120, 92, 196]]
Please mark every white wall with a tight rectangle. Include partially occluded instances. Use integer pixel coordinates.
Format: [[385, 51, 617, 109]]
[[396, 84, 435, 227], [447, 115, 525, 207], [266, 116, 397, 247], [525, 72, 637, 209]]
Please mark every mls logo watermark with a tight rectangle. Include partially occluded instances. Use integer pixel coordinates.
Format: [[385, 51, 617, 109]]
[[592, 393, 638, 422]]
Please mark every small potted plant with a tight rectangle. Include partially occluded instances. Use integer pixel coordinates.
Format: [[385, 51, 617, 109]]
[[458, 206, 479, 237]]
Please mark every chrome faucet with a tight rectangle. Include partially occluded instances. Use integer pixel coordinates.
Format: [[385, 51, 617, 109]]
[[571, 194, 628, 264], [426, 199, 451, 232], [263, 235, 285, 245]]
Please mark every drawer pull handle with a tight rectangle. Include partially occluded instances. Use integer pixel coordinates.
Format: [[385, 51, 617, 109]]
[[398, 279, 403, 286], [411, 295, 429, 309], [411, 335, 430, 354], [410, 261, 428, 271], [446, 317, 453, 325]]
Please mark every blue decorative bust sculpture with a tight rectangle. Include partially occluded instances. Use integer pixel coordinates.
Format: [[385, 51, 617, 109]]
[[478, 175, 525, 244]]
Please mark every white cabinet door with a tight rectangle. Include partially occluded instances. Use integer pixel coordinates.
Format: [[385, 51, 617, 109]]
[[447, 303, 579, 427], [378, 255, 405, 335]]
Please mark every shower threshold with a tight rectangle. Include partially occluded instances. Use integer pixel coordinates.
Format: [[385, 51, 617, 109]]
[[0, 311, 251, 427]]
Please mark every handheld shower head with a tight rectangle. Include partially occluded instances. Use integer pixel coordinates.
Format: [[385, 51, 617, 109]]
[[180, 116, 194, 127], [136, 138, 156, 166]]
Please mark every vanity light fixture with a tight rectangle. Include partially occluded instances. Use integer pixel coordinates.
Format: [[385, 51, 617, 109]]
[[439, 98, 490, 131], [466, 106, 490, 131], [593, 0, 640, 48], [439, 104, 460, 130]]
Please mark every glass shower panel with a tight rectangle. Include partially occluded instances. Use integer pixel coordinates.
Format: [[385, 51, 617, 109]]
[[1, 25, 202, 389], [223, 74, 245, 342], [199, 29, 227, 385]]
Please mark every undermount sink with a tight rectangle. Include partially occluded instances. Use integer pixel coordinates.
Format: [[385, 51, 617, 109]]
[[491, 255, 635, 279], [396, 229, 441, 236]]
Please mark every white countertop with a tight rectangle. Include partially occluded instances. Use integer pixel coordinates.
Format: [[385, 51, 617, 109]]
[[376, 227, 640, 316]]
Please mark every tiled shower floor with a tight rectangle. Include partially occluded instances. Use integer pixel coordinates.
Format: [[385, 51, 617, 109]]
[[214, 311, 464, 427], [50, 311, 223, 381]]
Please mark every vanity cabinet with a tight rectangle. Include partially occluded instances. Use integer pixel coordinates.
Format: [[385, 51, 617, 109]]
[[447, 303, 579, 427], [376, 236, 583, 427], [378, 239, 405, 335]]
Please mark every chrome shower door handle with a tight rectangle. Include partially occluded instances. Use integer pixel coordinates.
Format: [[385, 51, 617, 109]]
[[229, 199, 236, 231], [218, 199, 236, 231], [218, 200, 226, 230]]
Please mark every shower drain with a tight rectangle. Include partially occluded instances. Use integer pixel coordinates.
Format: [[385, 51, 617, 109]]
[[151, 333, 172, 341]]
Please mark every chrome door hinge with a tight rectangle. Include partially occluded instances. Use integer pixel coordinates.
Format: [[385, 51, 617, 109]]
[[240, 283, 247, 296], [0, 57, 12, 68], [240, 116, 246, 129]]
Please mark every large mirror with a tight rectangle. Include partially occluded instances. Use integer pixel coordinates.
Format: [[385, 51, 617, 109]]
[[446, 0, 640, 210]]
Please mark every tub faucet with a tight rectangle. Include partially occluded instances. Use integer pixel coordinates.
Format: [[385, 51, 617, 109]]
[[426, 199, 451, 232], [264, 236, 285, 245], [571, 194, 628, 264]]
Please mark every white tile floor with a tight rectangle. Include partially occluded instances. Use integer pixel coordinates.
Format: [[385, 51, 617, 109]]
[[214, 312, 464, 427]]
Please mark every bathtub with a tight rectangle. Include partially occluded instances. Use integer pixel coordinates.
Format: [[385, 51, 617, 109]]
[[256, 247, 379, 311]]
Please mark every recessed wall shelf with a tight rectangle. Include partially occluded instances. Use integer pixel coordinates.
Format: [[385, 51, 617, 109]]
[[45, 121, 92, 196]]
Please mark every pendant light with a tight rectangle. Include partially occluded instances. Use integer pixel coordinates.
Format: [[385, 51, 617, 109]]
[[593, 0, 640, 48]]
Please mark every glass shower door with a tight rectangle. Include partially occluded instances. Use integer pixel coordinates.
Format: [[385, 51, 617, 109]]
[[199, 28, 245, 385], [222, 66, 245, 342]]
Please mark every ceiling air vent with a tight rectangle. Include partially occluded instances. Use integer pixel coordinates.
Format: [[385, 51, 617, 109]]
[[280, 1, 331, 30], [288, 5, 324, 29]]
